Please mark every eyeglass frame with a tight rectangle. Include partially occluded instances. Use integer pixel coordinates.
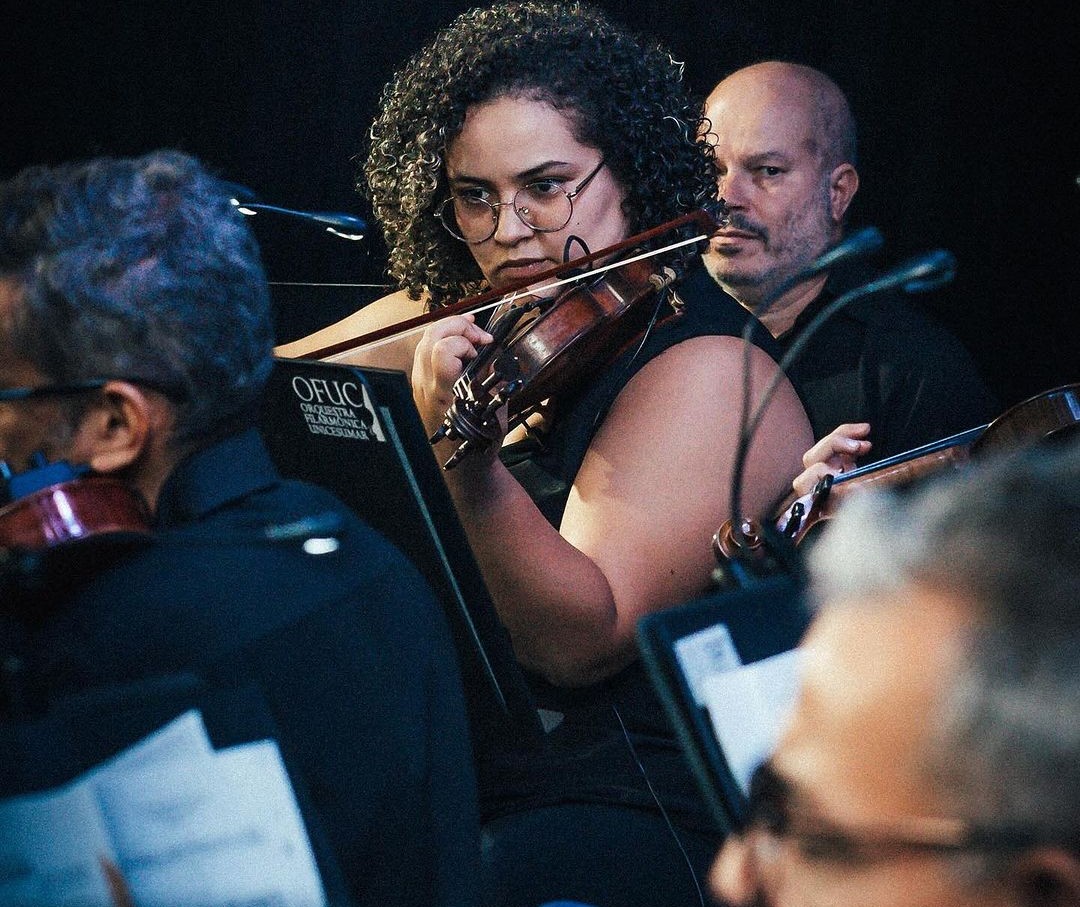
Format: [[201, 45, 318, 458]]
[[740, 760, 1061, 870], [435, 158, 607, 245], [0, 378, 188, 404]]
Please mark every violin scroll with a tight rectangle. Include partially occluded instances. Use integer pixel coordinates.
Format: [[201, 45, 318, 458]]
[[712, 473, 833, 561], [710, 514, 803, 591]]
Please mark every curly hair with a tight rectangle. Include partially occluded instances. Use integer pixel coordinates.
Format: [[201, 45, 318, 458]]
[[363, 1, 717, 307]]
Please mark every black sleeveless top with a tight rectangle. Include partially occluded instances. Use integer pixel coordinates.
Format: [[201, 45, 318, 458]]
[[480, 261, 781, 833]]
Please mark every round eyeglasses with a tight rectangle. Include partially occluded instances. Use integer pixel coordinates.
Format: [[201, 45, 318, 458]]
[[436, 159, 606, 245]]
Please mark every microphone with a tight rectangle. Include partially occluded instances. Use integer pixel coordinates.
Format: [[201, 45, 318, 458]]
[[225, 186, 366, 241], [855, 248, 956, 296], [798, 225, 886, 281]]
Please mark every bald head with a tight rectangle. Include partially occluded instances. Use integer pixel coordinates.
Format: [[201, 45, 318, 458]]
[[701, 61, 860, 330], [706, 61, 856, 171]]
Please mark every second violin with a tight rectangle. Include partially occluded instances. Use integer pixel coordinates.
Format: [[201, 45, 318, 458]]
[[714, 382, 1080, 564]]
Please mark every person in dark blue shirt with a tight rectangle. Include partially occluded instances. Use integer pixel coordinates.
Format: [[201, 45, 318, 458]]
[[0, 149, 479, 907]]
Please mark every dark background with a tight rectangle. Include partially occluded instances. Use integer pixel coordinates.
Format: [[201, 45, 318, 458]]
[[6, 1, 1078, 411]]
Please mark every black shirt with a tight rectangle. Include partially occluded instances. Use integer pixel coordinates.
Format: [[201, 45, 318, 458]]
[[0, 428, 480, 907], [487, 262, 774, 835], [778, 267, 999, 461]]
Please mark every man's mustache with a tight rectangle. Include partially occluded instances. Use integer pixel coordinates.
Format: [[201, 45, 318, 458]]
[[714, 213, 767, 242]]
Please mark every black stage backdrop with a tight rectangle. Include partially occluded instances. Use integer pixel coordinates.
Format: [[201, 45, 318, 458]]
[[5, 1, 1078, 409]]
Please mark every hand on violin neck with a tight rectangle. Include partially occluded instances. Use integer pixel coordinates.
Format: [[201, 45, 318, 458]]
[[792, 422, 872, 496], [411, 314, 494, 437]]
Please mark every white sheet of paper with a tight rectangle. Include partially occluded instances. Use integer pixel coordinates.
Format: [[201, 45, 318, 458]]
[[701, 648, 804, 794], [97, 740, 326, 907], [0, 709, 326, 907], [673, 621, 742, 705], [0, 783, 115, 907], [0, 709, 212, 907]]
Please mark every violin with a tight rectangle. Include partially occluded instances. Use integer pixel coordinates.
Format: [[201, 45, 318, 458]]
[[294, 205, 727, 467], [0, 457, 153, 600], [431, 254, 680, 467], [714, 382, 1080, 562]]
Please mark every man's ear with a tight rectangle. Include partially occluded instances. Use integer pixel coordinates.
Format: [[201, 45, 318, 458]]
[[828, 163, 859, 223], [71, 381, 157, 475], [1005, 847, 1080, 907]]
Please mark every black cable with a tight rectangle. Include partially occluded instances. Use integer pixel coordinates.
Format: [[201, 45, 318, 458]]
[[611, 702, 707, 907], [727, 227, 885, 547], [728, 243, 957, 550]]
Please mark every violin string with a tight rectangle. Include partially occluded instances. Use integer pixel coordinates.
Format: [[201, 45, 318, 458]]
[[321, 232, 709, 362]]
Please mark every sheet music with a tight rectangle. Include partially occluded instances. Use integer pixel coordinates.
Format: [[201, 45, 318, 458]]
[[700, 648, 804, 794], [0, 710, 326, 907], [0, 782, 115, 907]]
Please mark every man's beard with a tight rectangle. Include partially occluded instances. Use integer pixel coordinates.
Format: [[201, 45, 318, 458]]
[[706, 194, 836, 312]]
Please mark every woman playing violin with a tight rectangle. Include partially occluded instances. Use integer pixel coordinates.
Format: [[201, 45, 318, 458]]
[[283, 4, 811, 904]]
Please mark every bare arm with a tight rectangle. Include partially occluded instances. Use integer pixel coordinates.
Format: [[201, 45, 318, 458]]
[[274, 289, 428, 375], [413, 322, 812, 687]]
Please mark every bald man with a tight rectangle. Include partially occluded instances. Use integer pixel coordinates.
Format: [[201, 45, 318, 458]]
[[704, 61, 996, 466]]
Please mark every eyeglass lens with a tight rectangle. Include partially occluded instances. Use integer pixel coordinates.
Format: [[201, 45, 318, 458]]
[[439, 159, 604, 244], [441, 185, 574, 243]]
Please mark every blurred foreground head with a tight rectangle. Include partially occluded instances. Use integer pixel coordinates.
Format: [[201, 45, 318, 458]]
[[712, 439, 1080, 907]]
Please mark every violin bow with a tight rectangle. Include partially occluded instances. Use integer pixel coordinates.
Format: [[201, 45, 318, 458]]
[[302, 207, 723, 363]]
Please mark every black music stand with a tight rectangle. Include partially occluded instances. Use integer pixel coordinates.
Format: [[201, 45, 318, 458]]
[[258, 359, 543, 753], [636, 574, 809, 832]]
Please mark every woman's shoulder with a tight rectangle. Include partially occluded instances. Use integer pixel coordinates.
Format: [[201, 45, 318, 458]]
[[275, 290, 427, 356], [358, 288, 431, 324], [274, 289, 430, 374]]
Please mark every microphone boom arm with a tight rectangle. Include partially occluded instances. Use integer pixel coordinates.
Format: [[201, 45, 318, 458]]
[[727, 244, 958, 555]]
